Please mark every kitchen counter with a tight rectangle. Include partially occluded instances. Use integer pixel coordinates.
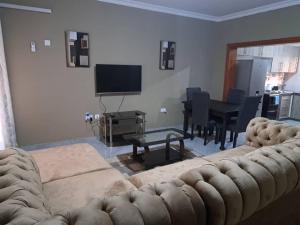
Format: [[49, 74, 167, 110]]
[[262, 92, 300, 120], [278, 92, 300, 120]]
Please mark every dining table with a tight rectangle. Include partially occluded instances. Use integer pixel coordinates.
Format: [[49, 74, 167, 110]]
[[183, 99, 240, 150]]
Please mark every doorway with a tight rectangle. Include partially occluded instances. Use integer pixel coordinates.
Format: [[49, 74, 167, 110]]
[[223, 37, 300, 121], [223, 37, 300, 99]]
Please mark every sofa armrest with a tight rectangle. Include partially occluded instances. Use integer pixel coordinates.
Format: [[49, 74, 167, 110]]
[[245, 117, 300, 148]]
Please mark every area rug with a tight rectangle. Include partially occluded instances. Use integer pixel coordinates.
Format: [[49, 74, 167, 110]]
[[110, 145, 198, 174]]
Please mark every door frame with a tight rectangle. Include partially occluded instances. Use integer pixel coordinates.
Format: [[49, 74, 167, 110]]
[[223, 36, 300, 100]]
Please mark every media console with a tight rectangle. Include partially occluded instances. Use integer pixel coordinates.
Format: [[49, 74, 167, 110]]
[[99, 110, 146, 147]]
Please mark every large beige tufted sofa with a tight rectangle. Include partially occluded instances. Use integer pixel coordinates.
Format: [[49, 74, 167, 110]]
[[1, 117, 300, 225]]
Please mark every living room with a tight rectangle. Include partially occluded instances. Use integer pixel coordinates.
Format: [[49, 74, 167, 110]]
[[1, 1, 300, 225]]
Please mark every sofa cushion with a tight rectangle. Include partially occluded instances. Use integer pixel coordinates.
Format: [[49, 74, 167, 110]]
[[43, 168, 137, 213], [31, 144, 112, 183], [203, 145, 256, 162], [128, 157, 211, 188], [245, 117, 300, 148]]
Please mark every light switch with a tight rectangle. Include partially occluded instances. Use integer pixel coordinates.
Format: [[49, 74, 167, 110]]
[[30, 41, 36, 53], [44, 39, 51, 47]]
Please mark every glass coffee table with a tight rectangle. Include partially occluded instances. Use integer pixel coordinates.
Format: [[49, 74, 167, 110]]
[[123, 128, 187, 169]]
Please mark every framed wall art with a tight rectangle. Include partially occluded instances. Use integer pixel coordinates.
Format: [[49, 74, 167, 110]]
[[65, 31, 89, 68], [160, 41, 176, 70]]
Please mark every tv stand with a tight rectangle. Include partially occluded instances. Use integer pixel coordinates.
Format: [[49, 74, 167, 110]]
[[99, 110, 146, 147]]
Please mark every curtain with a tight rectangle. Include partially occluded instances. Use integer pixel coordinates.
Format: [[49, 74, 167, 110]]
[[0, 19, 16, 150]]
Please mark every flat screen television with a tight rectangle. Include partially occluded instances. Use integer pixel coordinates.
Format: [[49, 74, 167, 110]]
[[95, 64, 142, 95]]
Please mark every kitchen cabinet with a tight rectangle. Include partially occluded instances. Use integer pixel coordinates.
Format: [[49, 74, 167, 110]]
[[288, 57, 299, 73], [262, 92, 300, 120], [252, 47, 264, 57], [271, 46, 299, 73], [291, 93, 300, 120], [238, 47, 254, 56], [262, 46, 274, 58], [237, 45, 300, 73], [278, 94, 293, 119]]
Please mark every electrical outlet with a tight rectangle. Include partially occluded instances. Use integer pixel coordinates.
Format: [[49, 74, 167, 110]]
[[30, 41, 36, 53], [44, 39, 51, 47], [84, 112, 94, 122], [95, 114, 100, 120], [160, 107, 167, 113]]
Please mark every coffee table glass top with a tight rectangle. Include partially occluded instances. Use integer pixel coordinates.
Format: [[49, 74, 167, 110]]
[[123, 128, 185, 147]]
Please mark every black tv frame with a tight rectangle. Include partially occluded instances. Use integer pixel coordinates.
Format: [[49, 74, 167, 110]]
[[95, 64, 142, 96]]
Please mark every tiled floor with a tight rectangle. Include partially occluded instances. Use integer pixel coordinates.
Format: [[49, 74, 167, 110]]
[[23, 128, 246, 159], [22, 119, 300, 160]]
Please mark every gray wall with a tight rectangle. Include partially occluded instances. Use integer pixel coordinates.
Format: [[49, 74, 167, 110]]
[[0, 0, 217, 145], [210, 5, 300, 99]]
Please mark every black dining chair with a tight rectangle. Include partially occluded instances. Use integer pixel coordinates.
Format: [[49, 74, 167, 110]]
[[226, 96, 262, 148], [191, 92, 215, 145], [227, 88, 246, 141], [227, 88, 246, 105], [187, 87, 202, 102]]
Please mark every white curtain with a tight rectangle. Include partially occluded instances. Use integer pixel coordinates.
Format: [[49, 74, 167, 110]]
[[0, 20, 16, 150]]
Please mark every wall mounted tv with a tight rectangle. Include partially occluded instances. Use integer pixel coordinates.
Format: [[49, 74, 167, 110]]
[[95, 64, 142, 95]]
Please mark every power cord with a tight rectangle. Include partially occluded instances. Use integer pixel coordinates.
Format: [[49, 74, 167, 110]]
[[99, 96, 107, 114], [117, 96, 125, 112]]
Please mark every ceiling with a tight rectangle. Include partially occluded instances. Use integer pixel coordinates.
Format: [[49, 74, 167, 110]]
[[98, 0, 300, 22]]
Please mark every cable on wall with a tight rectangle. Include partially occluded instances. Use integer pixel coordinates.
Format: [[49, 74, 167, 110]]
[[117, 96, 125, 112], [99, 96, 107, 114]]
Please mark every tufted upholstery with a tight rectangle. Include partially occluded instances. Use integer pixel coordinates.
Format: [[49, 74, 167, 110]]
[[2, 118, 300, 225], [180, 138, 300, 225], [36, 137, 300, 225], [128, 157, 211, 188], [0, 148, 51, 225], [245, 117, 300, 148]]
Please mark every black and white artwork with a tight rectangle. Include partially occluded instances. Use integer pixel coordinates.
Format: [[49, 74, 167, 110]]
[[65, 31, 89, 68], [160, 41, 176, 70]]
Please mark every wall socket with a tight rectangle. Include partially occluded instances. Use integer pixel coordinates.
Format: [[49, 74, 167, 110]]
[[85, 112, 93, 122], [160, 107, 167, 113], [94, 114, 100, 120]]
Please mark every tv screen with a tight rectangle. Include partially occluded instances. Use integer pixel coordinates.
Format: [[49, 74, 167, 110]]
[[95, 64, 142, 95]]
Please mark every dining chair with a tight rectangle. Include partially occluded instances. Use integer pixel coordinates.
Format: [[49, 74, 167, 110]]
[[186, 87, 202, 102], [227, 88, 246, 141], [185, 87, 202, 135], [191, 91, 215, 145], [227, 88, 246, 105], [226, 96, 262, 148]]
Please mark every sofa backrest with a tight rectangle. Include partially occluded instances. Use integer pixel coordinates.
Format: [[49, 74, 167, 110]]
[[36, 138, 300, 225], [245, 117, 300, 148], [0, 148, 51, 225]]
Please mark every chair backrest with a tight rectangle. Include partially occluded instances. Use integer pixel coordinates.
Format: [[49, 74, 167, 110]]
[[186, 87, 201, 102], [227, 88, 246, 105], [192, 92, 210, 126], [236, 96, 262, 132]]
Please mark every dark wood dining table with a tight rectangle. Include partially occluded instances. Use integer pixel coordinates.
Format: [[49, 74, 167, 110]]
[[183, 99, 240, 150]]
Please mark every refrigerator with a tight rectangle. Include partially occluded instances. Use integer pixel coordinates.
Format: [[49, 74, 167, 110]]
[[235, 58, 273, 96]]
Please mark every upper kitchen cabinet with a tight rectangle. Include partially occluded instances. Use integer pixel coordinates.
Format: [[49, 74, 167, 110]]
[[262, 46, 274, 58], [238, 46, 264, 57], [271, 46, 299, 73], [237, 47, 253, 56], [237, 45, 300, 73]]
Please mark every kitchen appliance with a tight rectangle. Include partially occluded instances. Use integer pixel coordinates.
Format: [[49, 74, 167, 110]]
[[235, 58, 273, 96]]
